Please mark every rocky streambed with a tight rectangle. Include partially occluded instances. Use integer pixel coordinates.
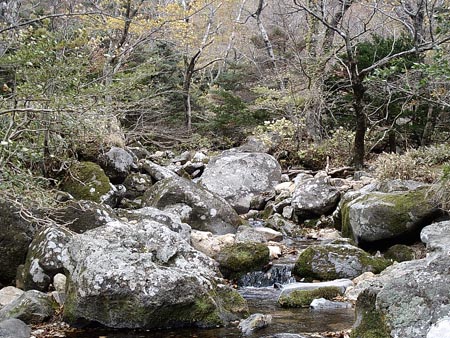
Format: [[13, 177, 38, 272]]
[[1, 144, 450, 338]]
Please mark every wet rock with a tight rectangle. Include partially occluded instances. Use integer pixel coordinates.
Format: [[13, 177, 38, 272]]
[[0, 287, 24, 309], [235, 226, 283, 243], [53, 200, 116, 234], [140, 159, 177, 181], [291, 176, 340, 220], [0, 198, 36, 286], [0, 318, 31, 338], [215, 243, 270, 280], [293, 243, 392, 281], [19, 226, 73, 291], [239, 263, 296, 287], [100, 147, 135, 184], [190, 230, 235, 257], [278, 286, 342, 308], [62, 219, 248, 329], [0, 290, 56, 324], [61, 162, 111, 203], [310, 298, 352, 309], [351, 221, 450, 338], [201, 152, 281, 214], [279, 279, 353, 296], [340, 181, 444, 247], [238, 313, 272, 336], [143, 176, 242, 235]]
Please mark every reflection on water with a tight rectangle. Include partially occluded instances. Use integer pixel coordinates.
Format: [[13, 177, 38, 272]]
[[67, 286, 354, 338]]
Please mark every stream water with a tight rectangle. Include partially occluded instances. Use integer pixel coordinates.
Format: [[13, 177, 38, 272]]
[[66, 238, 355, 338]]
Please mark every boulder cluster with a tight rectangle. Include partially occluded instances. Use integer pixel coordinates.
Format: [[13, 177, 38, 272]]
[[0, 142, 448, 338]]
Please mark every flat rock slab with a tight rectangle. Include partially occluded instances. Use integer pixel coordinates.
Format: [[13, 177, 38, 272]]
[[279, 279, 353, 299]]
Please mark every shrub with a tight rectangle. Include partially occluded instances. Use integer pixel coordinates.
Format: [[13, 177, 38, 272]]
[[297, 127, 355, 170], [373, 144, 450, 182], [428, 164, 450, 210]]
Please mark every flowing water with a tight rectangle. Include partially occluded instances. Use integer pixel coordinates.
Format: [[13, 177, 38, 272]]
[[66, 238, 355, 338]]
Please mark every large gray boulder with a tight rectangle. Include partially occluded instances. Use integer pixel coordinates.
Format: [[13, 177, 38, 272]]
[[291, 176, 340, 220], [341, 182, 443, 247], [0, 199, 36, 286], [143, 176, 242, 235], [62, 219, 248, 329], [201, 152, 282, 214], [293, 243, 392, 281], [351, 221, 450, 338], [0, 318, 31, 338], [19, 226, 73, 291]]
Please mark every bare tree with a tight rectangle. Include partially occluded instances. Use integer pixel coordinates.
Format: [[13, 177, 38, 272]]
[[292, 0, 450, 167]]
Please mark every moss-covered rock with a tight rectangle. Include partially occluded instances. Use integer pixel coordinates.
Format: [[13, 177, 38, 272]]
[[384, 244, 416, 262], [293, 244, 392, 281], [61, 162, 111, 203], [351, 288, 391, 338], [278, 286, 342, 308], [215, 243, 270, 280], [0, 290, 57, 324], [62, 218, 247, 329], [340, 187, 444, 247]]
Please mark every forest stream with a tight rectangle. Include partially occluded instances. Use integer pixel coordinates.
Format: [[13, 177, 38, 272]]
[[65, 239, 355, 338]]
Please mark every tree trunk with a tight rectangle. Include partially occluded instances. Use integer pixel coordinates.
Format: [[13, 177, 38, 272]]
[[421, 105, 436, 146], [353, 83, 366, 168], [183, 54, 197, 132], [183, 70, 193, 132], [349, 54, 366, 168]]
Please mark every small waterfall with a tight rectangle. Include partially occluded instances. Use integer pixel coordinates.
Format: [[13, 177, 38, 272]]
[[238, 263, 296, 287]]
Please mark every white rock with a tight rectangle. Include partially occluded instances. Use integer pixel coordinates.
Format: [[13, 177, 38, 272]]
[[53, 273, 67, 294], [268, 245, 282, 259], [275, 182, 294, 194], [190, 230, 235, 257], [310, 298, 352, 309], [427, 317, 450, 338], [0, 287, 24, 309]]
